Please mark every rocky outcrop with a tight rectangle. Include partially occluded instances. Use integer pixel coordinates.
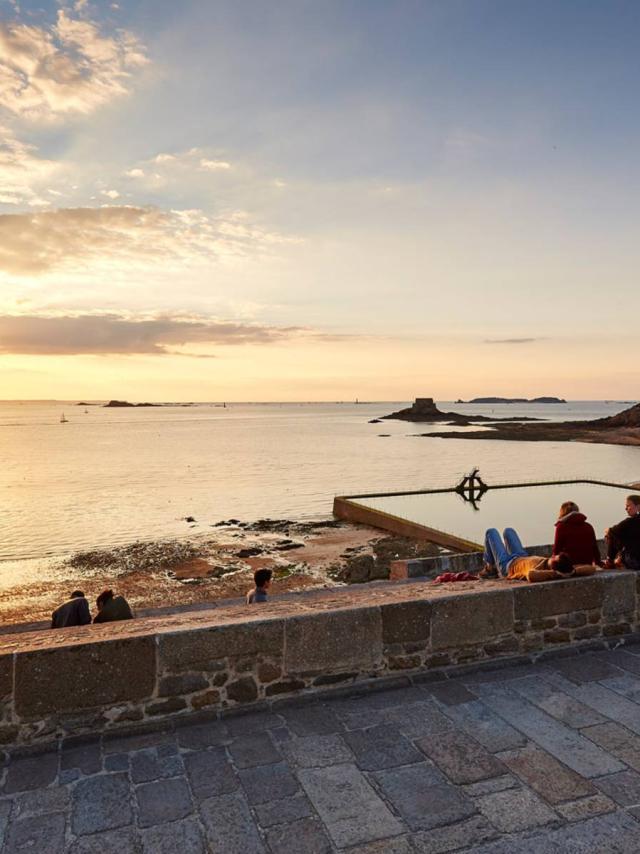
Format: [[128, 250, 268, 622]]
[[381, 398, 541, 424], [427, 401, 640, 446]]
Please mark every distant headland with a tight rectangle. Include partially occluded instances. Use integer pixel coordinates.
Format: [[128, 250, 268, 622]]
[[103, 400, 159, 408], [455, 396, 566, 404]]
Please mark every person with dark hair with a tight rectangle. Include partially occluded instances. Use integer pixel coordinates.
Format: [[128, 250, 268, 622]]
[[604, 495, 640, 570], [51, 590, 91, 629], [93, 589, 133, 623], [480, 527, 596, 583], [553, 501, 602, 566], [246, 568, 273, 604]]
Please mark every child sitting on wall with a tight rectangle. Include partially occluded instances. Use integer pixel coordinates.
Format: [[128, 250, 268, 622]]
[[246, 568, 273, 604]]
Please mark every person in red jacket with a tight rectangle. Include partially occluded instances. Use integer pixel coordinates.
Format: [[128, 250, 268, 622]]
[[553, 501, 602, 566]]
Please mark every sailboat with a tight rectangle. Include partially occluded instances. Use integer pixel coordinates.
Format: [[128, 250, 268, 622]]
[[60, 413, 69, 423]]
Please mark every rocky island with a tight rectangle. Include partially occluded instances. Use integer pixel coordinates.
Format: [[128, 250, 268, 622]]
[[426, 401, 640, 446], [381, 397, 542, 425]]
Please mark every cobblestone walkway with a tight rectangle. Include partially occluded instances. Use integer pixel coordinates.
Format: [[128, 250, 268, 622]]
[[3, 647, 640, 852]]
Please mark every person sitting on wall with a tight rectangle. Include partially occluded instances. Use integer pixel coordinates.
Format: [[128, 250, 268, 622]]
[[51, 590, 92, 629], [604, 495, 640, 570], [479, 527, 596, 583], [553, 501, 602, 566], [93, 589, 133, 623], [246, 568, 272, 603]]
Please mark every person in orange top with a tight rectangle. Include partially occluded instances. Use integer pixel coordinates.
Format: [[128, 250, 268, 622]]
[[480, 527, 597, 583]]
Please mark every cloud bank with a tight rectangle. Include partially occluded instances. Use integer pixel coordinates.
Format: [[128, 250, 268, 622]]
[[0, 206, 296, 275], [0, 313, 307, 355]]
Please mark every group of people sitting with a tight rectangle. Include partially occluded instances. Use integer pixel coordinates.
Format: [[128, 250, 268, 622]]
[[480, 494, 640, 583], [51, 588, 133, 629]]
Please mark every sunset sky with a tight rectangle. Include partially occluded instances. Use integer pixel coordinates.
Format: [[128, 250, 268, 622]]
[[1, 0, 639, 400]]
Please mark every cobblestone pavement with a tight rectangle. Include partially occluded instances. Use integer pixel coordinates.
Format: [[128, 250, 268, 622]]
[[4, 648, 640, 852]]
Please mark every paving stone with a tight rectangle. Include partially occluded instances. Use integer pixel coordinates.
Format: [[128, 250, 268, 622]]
[[595, 649, 640, 676], [510, 675, 607, 727], [499, 745, 596, 804], [594, 770, 640, 806], [545, 672, 640, 737], [440, 699, 527, 752], [253, 794, 313, 828], [282, 733, 353, 768], [332, 707, 386, 731], [15, 786, 70, 817], [184, 747, 238, 799], [416, 729, 505, 784], [3, 751, 58, 794], [279, 704, 342, 736], [199, 791, 265, 853], [476, 788, 558, 832], [427, 681, 477, 706], [473, 682, 624, 777], [4, 812, 66, 853], [329, 686, 424, 716], [383, 700, 455, 739], [72, 773, 133, 836], [104, 754, 129, 772], [72, 827, 142, 854], [238, 761, 298, 805], [264, 817, 332, 853], [227, 733, 281, 768], [176, 721, 230, 750], [136, 777, 193, 827], [556, 793, 616, 822], [299, 763, 403, 847], [344, 724, 423, 770], [224, 710, 283, 737], [548, 654, 623, 684], [462, 774, 519, 797], [411, 815, 499, 852], [140, 817, 205, 854], [59, 769, 80, 784], [582, 722, 640, 771], [61, 740, 102, 775], [103, 729, 173, 754], [130, 747, 184, 782], [0, 800, 11, 849], [371, 764, 474, 831], [601, 673, 640, 703], [347, 837, 415, 854], [548, 810, 640, 852]]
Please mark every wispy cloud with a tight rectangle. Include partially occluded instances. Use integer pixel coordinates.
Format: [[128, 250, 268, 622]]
[[484, 337, 544, 345], [0, 10, 148, 120], [0, 206, 298, 275], [0, 313, 311, 355], [0, 126, 58, 206]]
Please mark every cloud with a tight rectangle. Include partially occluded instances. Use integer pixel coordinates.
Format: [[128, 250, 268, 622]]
[[0, 313, 310, 355], [0, 205, 298, 275], [0, 10, 148, 120], [0, 125, 58, 205], [484, 337, 544, 345], [199, 158, 231, 171]]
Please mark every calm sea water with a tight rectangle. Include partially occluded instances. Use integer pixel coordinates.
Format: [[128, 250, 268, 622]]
[[1, 400, 639, 574]]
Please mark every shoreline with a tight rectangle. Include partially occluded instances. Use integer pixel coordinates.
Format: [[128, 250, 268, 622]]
[[0, 518, 440, 627]]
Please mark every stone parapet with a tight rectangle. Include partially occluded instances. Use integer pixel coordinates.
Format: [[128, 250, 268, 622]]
[[0, 571, 636, 746]]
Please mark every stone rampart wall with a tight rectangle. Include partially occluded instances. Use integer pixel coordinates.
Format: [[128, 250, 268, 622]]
[[0, 572, 637, 747]]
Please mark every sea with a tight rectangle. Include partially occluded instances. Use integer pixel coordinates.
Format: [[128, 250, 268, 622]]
[[1, 400, 639, 589]]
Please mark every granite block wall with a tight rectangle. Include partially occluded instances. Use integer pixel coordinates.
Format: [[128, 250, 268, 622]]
[[0, 572, 637, 747]]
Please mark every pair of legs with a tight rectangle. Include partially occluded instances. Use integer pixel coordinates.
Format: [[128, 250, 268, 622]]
[[605, 531, 640, 571], [484, 528, 527, 577]]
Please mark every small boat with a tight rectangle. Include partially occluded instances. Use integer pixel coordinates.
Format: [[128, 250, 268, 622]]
[[60, 413, 68, 423]]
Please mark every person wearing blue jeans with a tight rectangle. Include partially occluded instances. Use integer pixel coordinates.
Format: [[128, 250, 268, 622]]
[[483, 527, 528, 577], [480, 527, 587, 582]]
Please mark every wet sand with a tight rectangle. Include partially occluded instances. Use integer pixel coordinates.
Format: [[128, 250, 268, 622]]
[[0, 519, 435, 627]]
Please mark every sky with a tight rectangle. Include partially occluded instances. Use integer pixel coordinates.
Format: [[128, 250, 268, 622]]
[[1, 0, 639, 400]]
